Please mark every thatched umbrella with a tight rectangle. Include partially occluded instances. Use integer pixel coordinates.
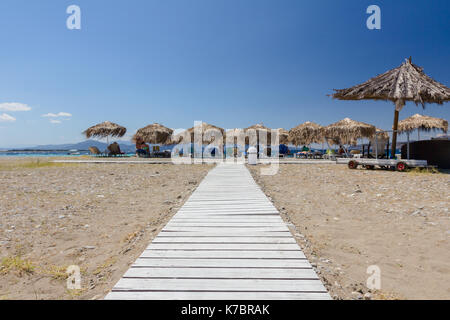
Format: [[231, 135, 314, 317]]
[[288, 121, 324, 146], [275, 128, 289, 145], [132, 123, 174, 145], [225, 128, 245, 145], [244, 124, 272, 146], [322, 118, 376, 147], [331, 57, 450, 157], [83, 121, 127, 145], [174, 122, 225, 145], [398, 113, 448, 140]]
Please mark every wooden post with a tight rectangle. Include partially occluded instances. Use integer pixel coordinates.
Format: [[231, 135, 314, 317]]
[[407, 131, 410, 160], [392, 100, 404, 159], [375, 133, 378, 159], [386, 139, 390, 158]]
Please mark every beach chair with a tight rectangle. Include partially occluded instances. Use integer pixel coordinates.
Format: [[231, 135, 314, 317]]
[[88, 146, 106, 157], [107, 142, 126, 157], [312, 151, 323, 159]]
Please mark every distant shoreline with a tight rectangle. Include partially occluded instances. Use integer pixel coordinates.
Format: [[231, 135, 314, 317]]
[[0, 149, 90, 152]]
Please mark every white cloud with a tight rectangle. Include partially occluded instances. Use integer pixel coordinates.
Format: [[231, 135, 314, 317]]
[[50, 119, 62, 124], [42, 112, 72, 118], [0, 113, 16, 122], [0, 102, 31, 112]]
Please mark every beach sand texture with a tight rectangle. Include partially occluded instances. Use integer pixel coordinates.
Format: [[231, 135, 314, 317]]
[[0, 158, 211, 299], [248, 164, 449, 300], [1, 158, 449, 300]]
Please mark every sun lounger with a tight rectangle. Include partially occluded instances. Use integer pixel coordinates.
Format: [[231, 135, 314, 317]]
[[88, 146, 107, 157], [107, 143, 129, 157]]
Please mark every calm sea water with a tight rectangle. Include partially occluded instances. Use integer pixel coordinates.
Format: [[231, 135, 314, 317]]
[[0, 147, 401, 158], [0, 151, 91, 157]]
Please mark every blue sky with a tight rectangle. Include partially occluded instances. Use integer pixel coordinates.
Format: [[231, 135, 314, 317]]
[[0, 0, 449, 147]]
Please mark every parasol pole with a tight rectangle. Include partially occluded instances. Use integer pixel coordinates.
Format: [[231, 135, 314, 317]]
[[407, 131, 410, 160], [392, 99, 404, 159], [375, 133, 378, 159]]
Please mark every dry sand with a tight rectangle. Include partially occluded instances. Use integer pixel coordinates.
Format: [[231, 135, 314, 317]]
[[249, 164, 449, 300], [1, 158, 448, 300], [0, 158, 212, 300]]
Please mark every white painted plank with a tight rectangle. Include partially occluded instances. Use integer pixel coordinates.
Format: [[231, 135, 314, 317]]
[[162, 226, 289, 232], [139, 250, 306, 259], [170, 217, 285, 222], [112, 278, 327, 292], [146, 243, 300, 250], [105, 291, 331, 300], [122, 267, 318, 279], [151, 237, 296, 244], [131, 258, 312, 268], [158, 231, 293, 237], [166, 222, 287, 227]]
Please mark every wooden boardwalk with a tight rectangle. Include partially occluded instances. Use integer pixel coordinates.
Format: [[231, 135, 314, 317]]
[[105, 163, 330, 300]]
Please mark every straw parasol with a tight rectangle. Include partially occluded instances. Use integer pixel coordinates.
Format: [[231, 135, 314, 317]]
[[322, 118, 376, 146], [244, 124, 272, 146], [288, 121, 324, 146], [174, 122, 225, 145], [83, 121, 126, 145], [398, 113, 448, 140], [275, 128, 289, 145], [331, 57, 450, 157], [225, 128, 245, 146], [132, 123, 174, 145]]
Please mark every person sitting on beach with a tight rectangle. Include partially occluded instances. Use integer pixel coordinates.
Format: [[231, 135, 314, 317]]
[[107, 142, 124, 156], [135, 138, 150, 157], [338, 145, 345, 155]]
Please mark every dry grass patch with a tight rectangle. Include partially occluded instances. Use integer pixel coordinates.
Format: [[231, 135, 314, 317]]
[[0, 159, 72, 171], [0, 256, 35, 276], [407, 166, 441, 175], [93, 257, 117, 276]]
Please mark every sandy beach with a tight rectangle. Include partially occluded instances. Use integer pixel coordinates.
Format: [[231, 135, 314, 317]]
[[248, 164, 450, 300], [0, 158, 211, 299], [1, 158, 449, 300]]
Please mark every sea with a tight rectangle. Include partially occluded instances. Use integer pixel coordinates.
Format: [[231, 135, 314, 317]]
[[0, 151, 92, 157], [0, 147, 402, 158]]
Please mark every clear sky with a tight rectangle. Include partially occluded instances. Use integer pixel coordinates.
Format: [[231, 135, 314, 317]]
[[0, 0, 449, 147]]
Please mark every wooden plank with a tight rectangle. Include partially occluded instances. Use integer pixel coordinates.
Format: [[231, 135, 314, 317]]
[[132, 258, 312, 268], [146, 243, 300, 251], [166, 222, 287, 227], [162, 226, 289, 232], [177, 208, 278, 212], [121, 267, 318, 279], [151, 237, 296, 244], [139, 250, 306, 259], [158, 231, 293, 237], [175, 212, 280, 216], [105, 291, 331, 300], [170, 217, 285, 221], [111, 278, 327, 292]]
